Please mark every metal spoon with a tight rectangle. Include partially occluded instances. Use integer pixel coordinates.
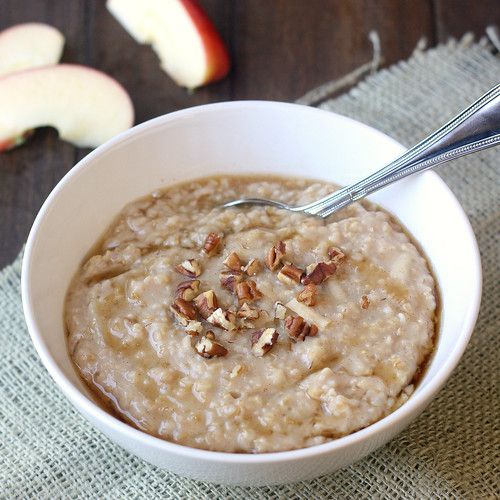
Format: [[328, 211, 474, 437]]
[[223, 84, 500, 218]]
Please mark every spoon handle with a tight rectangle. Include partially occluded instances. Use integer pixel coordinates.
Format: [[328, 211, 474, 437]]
[[306, 84, 500, 218]]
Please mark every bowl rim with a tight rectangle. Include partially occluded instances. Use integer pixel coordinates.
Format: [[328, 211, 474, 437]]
[[22, 100, 482, 464]]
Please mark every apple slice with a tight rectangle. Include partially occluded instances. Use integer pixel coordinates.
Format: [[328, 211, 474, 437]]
[[0, 23, 64, 76], [107, 0, 230, 89], [0, 64, 134, 151]]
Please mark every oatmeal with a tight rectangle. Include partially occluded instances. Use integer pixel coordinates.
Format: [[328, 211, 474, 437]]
[[65, 176, 437, 453]]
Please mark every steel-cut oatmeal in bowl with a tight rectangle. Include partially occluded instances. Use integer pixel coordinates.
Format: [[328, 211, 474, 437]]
[[65, 175, 437, 453]]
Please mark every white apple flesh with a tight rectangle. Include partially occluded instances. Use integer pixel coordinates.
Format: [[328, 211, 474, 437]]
[[107, 0, 230, 89], [0, 64, 134, 151], [0, 23, 65, 77]]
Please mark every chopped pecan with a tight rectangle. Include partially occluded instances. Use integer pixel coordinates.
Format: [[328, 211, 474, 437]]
[[207, 308, 237, 331], [170, 298, 197, 326], [169, 305, 190, 326], [302, 262, 337, 285], [265, 241, 286, 271], [247, 280, 261, 298], [175, 279, 200, 301], [360, 295, 370, 309], [173, 298, 197, 319], [274, 301, 287, 320], [194, 290, 218, 319], [236, 280, 262, 303], [327, 246, 346, 264], [220, 270, 244, 293], [277, 263, 304, 285], [202, 232, 222, 255], [238, 305, 256, 328], [284, 315, 318, 341], [175, 259, 202, 278], [185, 320, 203, 336], [237, 303, 260, 320], [251, 328, 279, 357], [243, 258, 261, 276], [223, 251, 242, 271], [297, 283, 317, 306], [195, 333, 228, 358]]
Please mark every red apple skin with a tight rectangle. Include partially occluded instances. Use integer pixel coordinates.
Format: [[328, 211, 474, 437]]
[[179, 0, 230, 85], [0, 138, 17, 152], [0, 130, 32, 152], [0, 138, 17, 151]]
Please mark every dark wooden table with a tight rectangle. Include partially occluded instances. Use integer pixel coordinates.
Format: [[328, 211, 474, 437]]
[[0, 0, 496, 267]]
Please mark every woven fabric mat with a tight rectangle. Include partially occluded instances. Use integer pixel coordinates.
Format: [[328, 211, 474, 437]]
[[1, 37, 499, 499]]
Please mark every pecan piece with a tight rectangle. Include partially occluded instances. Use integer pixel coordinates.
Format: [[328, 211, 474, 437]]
[[302, 262, 337, 285], [175, 259, 202, 278], [194, 290, 218, 319], [170, 298, 197, 326], [175, 279, 200, 301], [274, 301, 287, 320], [236, 280, 262, 303], [251, 328, 279, 357], [202, 232, 222, 255], [360, 295, 370, 309], [220, 270, 243, 293], [185, 320, 203, 336], [207, 308, 237, 331], [277, 263, 304, 285], [327, 246, 346, 264], [297, 283, 317, 306], [237, 303, 260, 320], [243, 258, 261, 276], [265, 241, 286, 271], [223, 251, 242, 271], [238, 303, 265, 328], [284, 315, 318, 341], [173, 298, 197, 319], [195, 333, 228, 358], [236, 302, 264, 329]]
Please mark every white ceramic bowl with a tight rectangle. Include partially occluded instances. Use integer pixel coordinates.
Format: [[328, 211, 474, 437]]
[[22, 101, 481, 486]]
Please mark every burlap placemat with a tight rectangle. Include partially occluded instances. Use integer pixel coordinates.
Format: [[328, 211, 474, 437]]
[[1, 36, 498, 499]]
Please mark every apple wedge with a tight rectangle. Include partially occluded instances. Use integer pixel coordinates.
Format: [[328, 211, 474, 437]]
[[0, 64, 134, 151], [107, 0, 230, 89], [0, 23, 64, 76]]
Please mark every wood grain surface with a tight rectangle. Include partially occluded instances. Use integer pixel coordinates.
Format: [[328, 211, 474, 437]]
[[0, 0, 497, 267]]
